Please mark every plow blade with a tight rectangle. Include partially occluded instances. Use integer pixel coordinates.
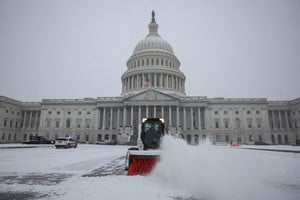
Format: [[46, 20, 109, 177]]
[[126, 150, 160, 176]]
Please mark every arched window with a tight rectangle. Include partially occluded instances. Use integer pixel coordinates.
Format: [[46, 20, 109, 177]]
[[138, 60, 140, 67], [156, 59, 159, 65], [97, 134, 102, 141], [151, 59, 154, 65], [187, 135, 191, 144], [105, 134, 109, 140], [161, 59, 163, 66], [194, 135, 199, 144], [271, 135, 275, 144], [284, 134, 289, 144], [277, 135, 282, 144], [112, 134, 117, 141], [146, 59, 149, 66], [142, 60, 144, 66]]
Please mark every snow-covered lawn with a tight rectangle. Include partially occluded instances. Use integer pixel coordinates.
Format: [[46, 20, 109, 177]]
[[1, 137, 300, 200]]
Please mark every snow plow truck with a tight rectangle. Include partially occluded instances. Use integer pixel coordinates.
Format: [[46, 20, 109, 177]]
[[125, 118, 165, 175]]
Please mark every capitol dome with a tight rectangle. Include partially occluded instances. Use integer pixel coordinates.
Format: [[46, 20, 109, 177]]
[[121, 11, 186, 96], [133, 36, 174, 54]]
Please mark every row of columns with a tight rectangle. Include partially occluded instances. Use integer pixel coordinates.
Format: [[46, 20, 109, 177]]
[[269, 110, 291, 130], [22, 110, 40, 129], [97, 106, 205, 131], [122, 73, 184, 93]]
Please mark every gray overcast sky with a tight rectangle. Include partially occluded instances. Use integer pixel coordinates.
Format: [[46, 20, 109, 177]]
[[0, 0, 300, 102]]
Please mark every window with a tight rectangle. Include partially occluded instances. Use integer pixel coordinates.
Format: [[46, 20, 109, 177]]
[[235, 111, 239, 114], [216, 135, 220, 142], [247, 111, 251, 114], [214, 111, 218, 115], [97, 134, 102, 141], [257, 123, 261, 128], [86, 124, 90, 128], [248, 123, 252, 128], [85, 134, 89, 142], [15, 122, 18, 128], [224, 110, 228, 114], [235, 118, 240, 128], [4, 119, 7, 127], [78, 111, 82, 115], [56, 121, 60, 128], [57, 111, 60, 115], [225, 135, 229, 142], [87, 111, 91, 115], [48, 111, 52, 115], [66, 119, 71, 128], [17, 112, 19, 116], [225, 121, 229, 128], [10, 121, 13, 127], [47, 120, 51, 128], [2, 133, 5, 140], [249, 135, 253, 142], [12, 110, 14, 115], [215, 121, 219, 129], [256, 110, 260, 114], [259, 135, 262, 142], [68, 111, 71, 115], [8, 133, 11, 140], [77, 123, 81, 128], [14, 134, 17, 141]]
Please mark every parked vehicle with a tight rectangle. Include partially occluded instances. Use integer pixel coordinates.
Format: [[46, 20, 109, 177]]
[[55, 137, 77, 148], [23, 136, 53, 144]]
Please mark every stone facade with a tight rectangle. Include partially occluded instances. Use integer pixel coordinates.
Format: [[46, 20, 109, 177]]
[[1, 12, 299, 145]]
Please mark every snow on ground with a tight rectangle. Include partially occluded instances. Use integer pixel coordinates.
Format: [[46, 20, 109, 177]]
[[1, 139, 300, 200]]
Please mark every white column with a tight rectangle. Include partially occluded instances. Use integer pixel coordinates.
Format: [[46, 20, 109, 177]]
[[39, 110, 44, 129], [166, 75, 169, 88], [34, 111, 39, 129], [183, 107, 186, 130], [176, 107, 179, 127], [102, 108, 106, 130], [278, 110, 283, 130], [109, 107, 113, 129], [285, 111, 289, 130], [123, 107, 127, 126], [160, 74, 163, 88], [142, 74, 145, 88], [198, 108, 202, 130], [191, 107, 194, 130], [138, 106, 141, 123], [169, 106, 172, 126], [28, 111, 32, 129], [146, 106, 149, 117], [23, 111, 27, 129], [131, 76, 134, 89], [130, 106, 134, 127], [117, 108, 120, 128], [154, 73, 157, 87], [95, 108, 99, 129], [161, 106, 164, 118], [154, 106, 156, 117], [272, 110, 276, 130]]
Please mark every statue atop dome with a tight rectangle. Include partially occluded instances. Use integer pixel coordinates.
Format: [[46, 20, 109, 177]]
[[151, 10, 156, 23]]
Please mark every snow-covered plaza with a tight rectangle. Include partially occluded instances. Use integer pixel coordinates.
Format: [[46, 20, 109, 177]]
[[1, 136, 300, 200]]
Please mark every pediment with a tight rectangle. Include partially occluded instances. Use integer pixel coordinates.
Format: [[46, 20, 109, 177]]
[[126, 90, 178, 101]]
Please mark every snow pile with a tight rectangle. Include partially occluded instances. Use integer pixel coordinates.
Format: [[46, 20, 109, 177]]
[[151, 135, 298, 200]]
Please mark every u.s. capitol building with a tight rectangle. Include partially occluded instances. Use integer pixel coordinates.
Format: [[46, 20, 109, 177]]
[[1, 12, 299, 145]]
